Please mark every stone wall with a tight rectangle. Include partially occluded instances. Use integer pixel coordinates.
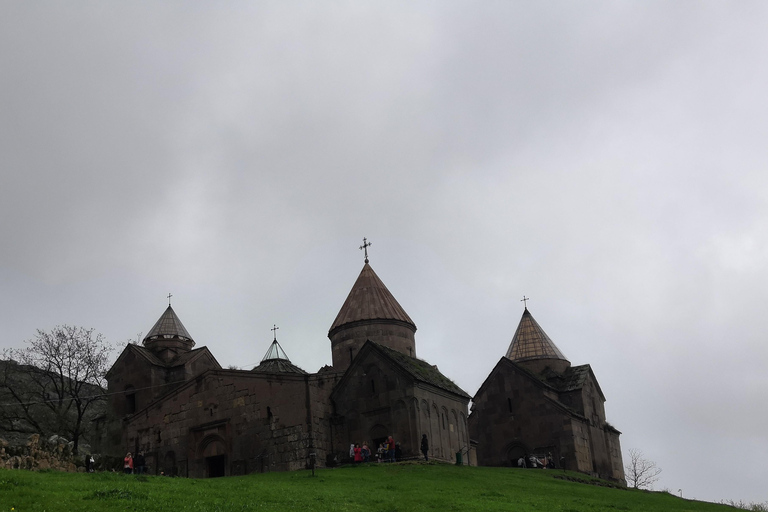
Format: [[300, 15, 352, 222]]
[[331, 349, 470, 464], [470, 361, 575, 468], [0, 434, 80, 472], [121, 369, 340, 477]]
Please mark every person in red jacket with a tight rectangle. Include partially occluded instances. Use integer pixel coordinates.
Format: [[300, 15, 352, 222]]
[[123, 452, 134, 474], [353, 443, 363, 463], [387, 436, 396, 462]]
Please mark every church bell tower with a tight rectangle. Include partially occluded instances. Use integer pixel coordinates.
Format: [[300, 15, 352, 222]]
[[328, 239, 417, 370]]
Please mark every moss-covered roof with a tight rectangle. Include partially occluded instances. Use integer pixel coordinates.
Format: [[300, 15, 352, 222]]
[[374, 343, 470, 399]]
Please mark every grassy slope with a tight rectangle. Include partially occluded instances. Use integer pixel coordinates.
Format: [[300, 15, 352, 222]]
[[0, 463, 735, 512]]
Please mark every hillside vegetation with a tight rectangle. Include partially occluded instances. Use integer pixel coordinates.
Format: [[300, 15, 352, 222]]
[[0, 462, 735, 512]]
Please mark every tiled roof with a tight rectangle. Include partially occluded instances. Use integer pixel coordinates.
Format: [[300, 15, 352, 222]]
[[329, 263, 415, 334], [128, 344, 164, 366], [505, 308, 569, 363], [374, 343, 470, 399], [252, 359, 307, 375], [543, 364, 590, 392], [143, 306, 193, 342]]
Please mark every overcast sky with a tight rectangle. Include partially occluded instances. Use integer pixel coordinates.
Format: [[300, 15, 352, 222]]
[[2, 1, 767, 504]]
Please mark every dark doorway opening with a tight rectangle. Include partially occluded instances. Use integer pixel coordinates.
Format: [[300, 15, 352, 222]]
[[206, 455, 226, 478]]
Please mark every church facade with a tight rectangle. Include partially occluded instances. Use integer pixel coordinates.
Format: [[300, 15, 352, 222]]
[[468, 307, 624, 481], [102, 257, 623, 481], [102, 260, 472, 477]]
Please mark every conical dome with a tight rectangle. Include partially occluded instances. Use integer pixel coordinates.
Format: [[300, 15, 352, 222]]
[[506, 308, 569, 373], [328, 262, 416, 370], [329, 262, 415, 334], [143, 305, 195, 359]]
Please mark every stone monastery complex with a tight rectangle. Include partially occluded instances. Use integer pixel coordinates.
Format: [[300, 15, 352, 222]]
[[101, 253, 624, 482]]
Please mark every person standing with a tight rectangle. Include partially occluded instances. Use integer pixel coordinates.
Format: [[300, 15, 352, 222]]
[[421, 434, 429, 461], [362, 443, 371, 463], [353, 444, 363, 463], [123, 452, 133, 474], [135, 451, 146, 474], [387, 436, 396, 463]]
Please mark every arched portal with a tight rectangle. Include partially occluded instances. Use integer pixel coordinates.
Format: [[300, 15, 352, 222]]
[[505, 442, 530, 467], [199, 435, 227, 478]]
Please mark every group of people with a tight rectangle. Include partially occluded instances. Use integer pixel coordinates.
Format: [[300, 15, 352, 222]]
[[123, 451, 147, 474], [349, 434, 431, 464], [517, 452, 555, 469]]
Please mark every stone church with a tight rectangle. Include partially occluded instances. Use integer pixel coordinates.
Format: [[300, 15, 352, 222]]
[[102, 255, 623, 481], [102, 258, 472, 477], [468, 306, 624, 481]]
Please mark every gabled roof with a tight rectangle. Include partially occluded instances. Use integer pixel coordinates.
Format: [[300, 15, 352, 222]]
[[143, 305, 193, 343], [168, 346, 221, 369], [106, 344, 220, 377], [543, 364, 605, 401], [505, 308, 569, 363], [472, 357, 587, 419], [329, 263, 415, 335], [372, 343, 470, 399]]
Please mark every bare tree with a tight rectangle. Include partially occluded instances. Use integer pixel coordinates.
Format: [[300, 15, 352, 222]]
[[0, 326, 113, 454], [625, 448, 662, 489]]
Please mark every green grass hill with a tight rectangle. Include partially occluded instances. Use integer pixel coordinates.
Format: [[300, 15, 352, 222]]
[[0, 462, 736, 512]]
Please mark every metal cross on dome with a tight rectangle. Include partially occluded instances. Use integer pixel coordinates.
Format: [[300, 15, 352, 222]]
[[521, 295, 530, 309], [359, 237, 372, 263], [271, 324, 279, 341], [167, 293, 173, 307]]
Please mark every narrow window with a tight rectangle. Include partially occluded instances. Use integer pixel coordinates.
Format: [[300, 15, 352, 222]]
[[125, 385, 136, 415], [508, 398, 513, 413], [349, 348, 354, 364], [371, 380, 376, 394]]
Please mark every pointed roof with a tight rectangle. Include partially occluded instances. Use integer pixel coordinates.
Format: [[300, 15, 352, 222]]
[[261, 339, 289, 361], [143, 305, 193, 343], [251, 338, 307, 374], [329, 262, 415, 335], [505, 308, 569, 363]]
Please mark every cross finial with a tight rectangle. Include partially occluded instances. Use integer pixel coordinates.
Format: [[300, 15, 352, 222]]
[[521, 295, 529, 309], [271, 324, 279, 341], [359, 237, 372, 263], [167, 293, 173, 307]]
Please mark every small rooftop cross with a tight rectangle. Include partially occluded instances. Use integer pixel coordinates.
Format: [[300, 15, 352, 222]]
[[359, 237, 372, 263], [521, 295, 529, 309], [271, 324, 279, 341], [167, 293, 173, 306]]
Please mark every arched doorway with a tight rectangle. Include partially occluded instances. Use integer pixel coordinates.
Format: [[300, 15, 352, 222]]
[[506, 442, 529, 467], [200, 436, 227, 478], [369, 424, 388, 459]]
